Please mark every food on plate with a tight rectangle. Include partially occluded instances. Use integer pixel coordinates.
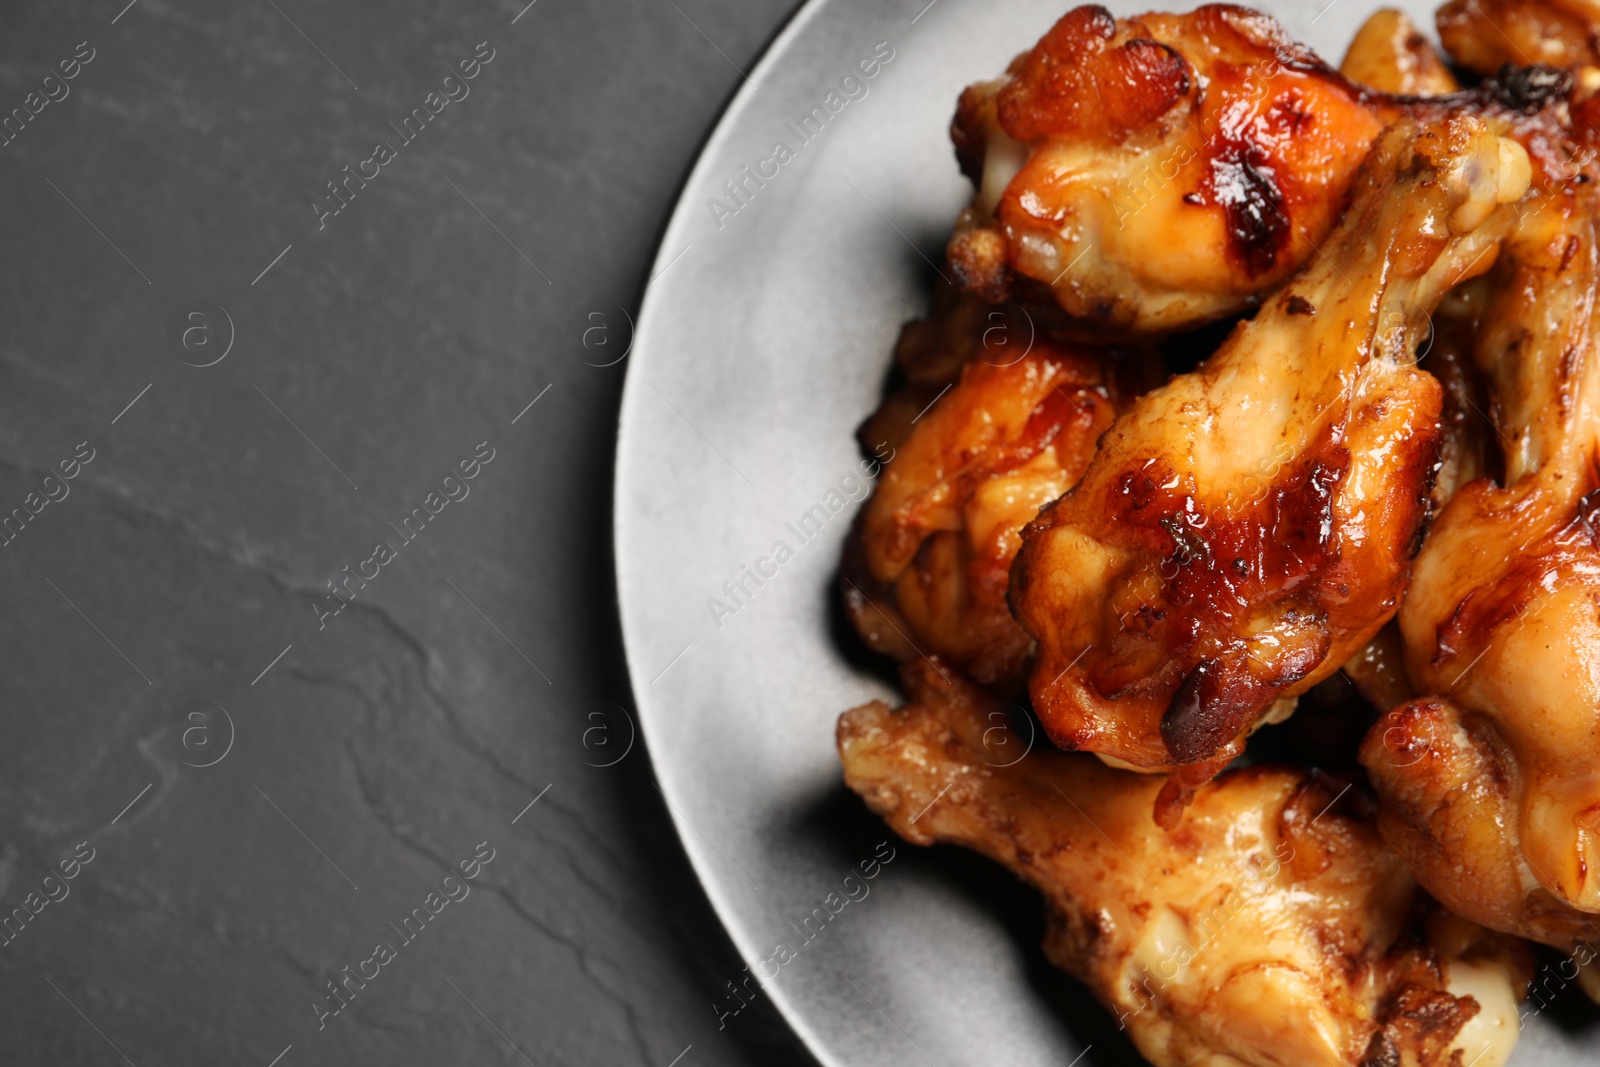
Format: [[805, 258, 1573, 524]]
[[822, 2, 1600, 1062], [1437, 0, 1600, 74], [945, 2, 1582, 340], [840, 659, 1532, 1067], [1008, 113, 1529, 820], [842, 290, 1160, 688], [1360, 177, 1600, 955], [946, 4, 1391, 335]]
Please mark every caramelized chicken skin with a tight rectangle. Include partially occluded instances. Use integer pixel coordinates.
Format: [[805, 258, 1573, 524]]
[[948, 4, 1389, 336], [844, 302, 1152, 687], [1330, 37, 1488, 713], [1008, 115, 1532, 820], [1361, 178, 1600, 952], [839, 660, 1531, 1067], [1339, 323, 1490, 715], [946, 3, 1583, 339], [1438, 0, 1600, 74]]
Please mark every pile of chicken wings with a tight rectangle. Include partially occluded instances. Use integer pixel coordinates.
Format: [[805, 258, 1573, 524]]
[[835, 4, 1600, 1064]]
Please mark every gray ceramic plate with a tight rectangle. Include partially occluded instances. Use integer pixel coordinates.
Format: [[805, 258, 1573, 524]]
[[614, 1, 1595, 1063]]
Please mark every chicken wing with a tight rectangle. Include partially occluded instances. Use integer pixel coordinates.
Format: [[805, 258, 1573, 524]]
[[839, 659, 1531, 1067], [1336, 6, 1499, 514], [1360, 177, 1600, 953], [947, 3, 1587, 340], [1438, 0, 1600, 74], [1008, 114, 1532, 821], [947, 4, 1389, 336], [843, 300, 1155, 687], [1340, 7, 1460, 94]]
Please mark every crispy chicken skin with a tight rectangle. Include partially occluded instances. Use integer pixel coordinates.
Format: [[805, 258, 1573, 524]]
[[843, 302, 1155, 687], [852, 283, 1015, 470], [1360, 178, 1600, 952], [1341, 8, 1460, 94], [948, 4, 1389, 336], [839, 660, 1531, 1067], [1438, 0, 1600, 74], [1008, 115, 1531, 820]]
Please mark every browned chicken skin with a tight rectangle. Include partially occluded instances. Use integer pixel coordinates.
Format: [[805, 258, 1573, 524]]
[[1438, 0, 1600, 74], [1339, 11, 1500, 517], [1333, 15, 1499, 716], [1009, 114, 1532, 820], [839, 660, 1532, 1067], [843, 295, 1157, 687], [1360, 174, 1600, 954], [948, 3, 1585, 340], [948, 4, 1391, 336], [829, 7, 1600, 1058]]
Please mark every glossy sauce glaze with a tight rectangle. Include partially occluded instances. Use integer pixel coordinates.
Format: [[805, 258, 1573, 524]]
[[1362, 180, 1600, 952], [839, 659, 1531, 1067], [1009, 114, 1533, 823], [947, 3, 1580, 339], [844, 294, 1159, 688]]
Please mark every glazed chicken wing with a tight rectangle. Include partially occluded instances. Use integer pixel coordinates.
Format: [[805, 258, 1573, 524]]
[[948, 3, 1390, 336], [1438, 0, 1600, 74], [1360, 179, 1600, 953], [843, 300, 1153, 687], [946, 3, 1584, 339], [1008, 115, 1532, 821], [839, 660, 1531, 1067]]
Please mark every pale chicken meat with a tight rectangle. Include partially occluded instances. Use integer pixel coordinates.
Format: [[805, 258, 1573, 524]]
[[839, 659, 1531, 1067], [1340, 8, 1460, 94], [1008, 114, 1533, 822], [843, 294, 1157, 688], [1360, 178, 1600, 954]]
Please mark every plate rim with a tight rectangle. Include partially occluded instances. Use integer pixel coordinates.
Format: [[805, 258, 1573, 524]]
[[612, 0, 852, 1062]]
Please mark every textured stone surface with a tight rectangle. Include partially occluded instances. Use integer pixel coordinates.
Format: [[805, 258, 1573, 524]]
[[0, 0, 809, 1063]]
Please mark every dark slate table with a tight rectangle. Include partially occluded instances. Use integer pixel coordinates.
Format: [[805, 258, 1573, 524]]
[[0, 1, 811, 1063]]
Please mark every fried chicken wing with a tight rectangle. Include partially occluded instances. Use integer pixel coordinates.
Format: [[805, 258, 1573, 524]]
[[839, 660, 1531, 1067], [948, 4, 1390, 336], [1360, 179, 1600, 952], [843, 302, 1154, 687], [1438, 0, 1600, 74], [1007, 115, 1532, 819], [1340, 8, 1460, 94]]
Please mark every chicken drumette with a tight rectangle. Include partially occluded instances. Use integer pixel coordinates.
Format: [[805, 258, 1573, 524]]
[[1340, 7, 1461, 95], [1361, 175, 1600, 957], [948, 4, 1390, 336], [840, 659, 1531, 1067], [1008, 114, 1532, 821]]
